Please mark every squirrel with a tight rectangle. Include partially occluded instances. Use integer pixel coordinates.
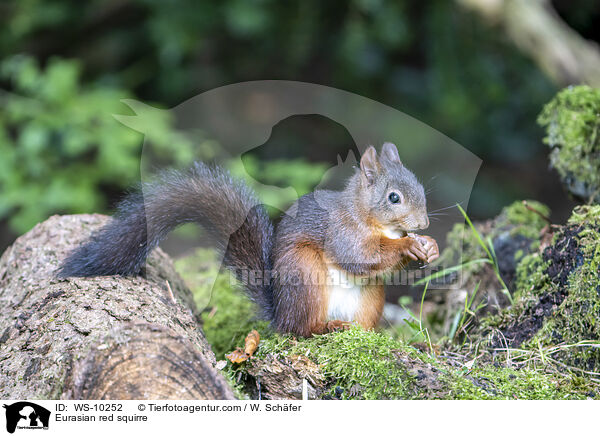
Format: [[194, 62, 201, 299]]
[[59, 142, 439, 337]]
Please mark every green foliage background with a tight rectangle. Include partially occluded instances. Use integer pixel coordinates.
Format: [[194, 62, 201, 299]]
[[0, 55, 196, 233]]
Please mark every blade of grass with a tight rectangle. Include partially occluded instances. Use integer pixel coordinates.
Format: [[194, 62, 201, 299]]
[[457, 204, 492, 259], [448, 309, 462, 341], [418, 280, 429, 331], [457, 204, 513, 304], [459, 281, 481, 329], [414, 258, 491, 285]]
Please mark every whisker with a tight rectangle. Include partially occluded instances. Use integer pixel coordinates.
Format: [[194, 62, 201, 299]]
[[425, 175, 440, 187], [423, 175, 441, 192], [427, 204, 459, 214]]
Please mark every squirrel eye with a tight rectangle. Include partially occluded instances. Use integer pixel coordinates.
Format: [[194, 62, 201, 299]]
[[388, 192, 401, 204]]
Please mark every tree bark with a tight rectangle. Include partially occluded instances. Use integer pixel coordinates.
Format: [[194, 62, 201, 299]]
[[0, 214, 235, 400]]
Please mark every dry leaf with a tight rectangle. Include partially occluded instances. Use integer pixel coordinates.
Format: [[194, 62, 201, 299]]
[[244, 330, 260, 356], [225, 330, 261, 363], [225, 348, 249, 363]]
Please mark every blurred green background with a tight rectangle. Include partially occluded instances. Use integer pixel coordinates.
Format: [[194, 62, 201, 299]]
[[1, 0, 599, 251]]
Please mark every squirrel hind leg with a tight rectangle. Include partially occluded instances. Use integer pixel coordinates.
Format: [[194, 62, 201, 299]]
[[325, 320, 352, 333], [354, 284, 385, 330], [272, 243, 330, 337]]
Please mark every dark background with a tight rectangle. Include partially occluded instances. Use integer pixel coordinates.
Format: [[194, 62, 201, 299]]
[[1, 0, 598, 252]]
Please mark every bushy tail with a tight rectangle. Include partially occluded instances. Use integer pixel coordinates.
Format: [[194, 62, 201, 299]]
[[59, 162, 274, 319]]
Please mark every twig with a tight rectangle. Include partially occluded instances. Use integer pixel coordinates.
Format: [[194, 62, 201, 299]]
[[165, 280, 177, 305]]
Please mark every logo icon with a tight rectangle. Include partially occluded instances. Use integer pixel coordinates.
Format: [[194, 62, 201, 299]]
[[2, 402, 50, 434]]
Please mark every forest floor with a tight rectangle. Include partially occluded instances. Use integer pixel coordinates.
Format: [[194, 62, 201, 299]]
[[174, 203, 600, 400]]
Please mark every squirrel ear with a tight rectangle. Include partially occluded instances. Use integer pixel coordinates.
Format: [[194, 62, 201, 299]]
[[380, 142, 402, 165], [360, 146, 378, 184]]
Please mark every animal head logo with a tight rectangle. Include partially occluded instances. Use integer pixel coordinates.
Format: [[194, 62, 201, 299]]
[[3, 402, 50, 433]]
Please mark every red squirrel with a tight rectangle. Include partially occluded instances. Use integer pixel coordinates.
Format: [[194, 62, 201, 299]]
[[59, 143, 439, 337]]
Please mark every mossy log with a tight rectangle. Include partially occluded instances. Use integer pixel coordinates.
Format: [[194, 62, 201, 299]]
[[538, 86, 600, 204], [430, 200, 550, 333], [226, 327, 593, 400], [0, 214, 234, 400], [479, 205, 600, 373]]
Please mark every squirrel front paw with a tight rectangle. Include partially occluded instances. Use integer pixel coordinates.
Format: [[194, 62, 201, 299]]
[[398, 236, 429, 262], [409, 234, 440, 263]]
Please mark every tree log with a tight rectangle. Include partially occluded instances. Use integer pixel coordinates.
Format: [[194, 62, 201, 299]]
[[0, 214, 235, 400]]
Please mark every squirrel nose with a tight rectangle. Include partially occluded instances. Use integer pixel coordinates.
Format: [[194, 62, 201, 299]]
[[418, 215, 430, 230]]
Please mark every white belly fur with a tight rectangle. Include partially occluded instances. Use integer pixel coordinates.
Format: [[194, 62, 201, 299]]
[[326, 266, 364, 321]]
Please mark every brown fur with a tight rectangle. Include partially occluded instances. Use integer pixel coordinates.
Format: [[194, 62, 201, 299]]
[[354, 284, 385, 329], [272, 240, 330, 337]]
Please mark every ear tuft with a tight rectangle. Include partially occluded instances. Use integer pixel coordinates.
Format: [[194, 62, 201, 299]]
[[360, 146, 378, 184], [380, 142, 402, 165]]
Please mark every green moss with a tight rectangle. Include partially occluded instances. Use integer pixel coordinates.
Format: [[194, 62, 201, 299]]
[[432, 200, 550, 317], [568, 204, 600, 227], [514, 249, 524, 262], [514, 252, 552, 300], [526, 207, 600, 368], [246, 327, 591, 399], [440, 221, 484, 270], [255, 327, 417, 399], [538, 85, 600, 203], [495, 200, 550, 240], [221, 368, 251, 400], [441, 366, 589, 400], [174, 248, 269, 359], [480, 205, 600, 373], [440, 200, 549, 269]]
